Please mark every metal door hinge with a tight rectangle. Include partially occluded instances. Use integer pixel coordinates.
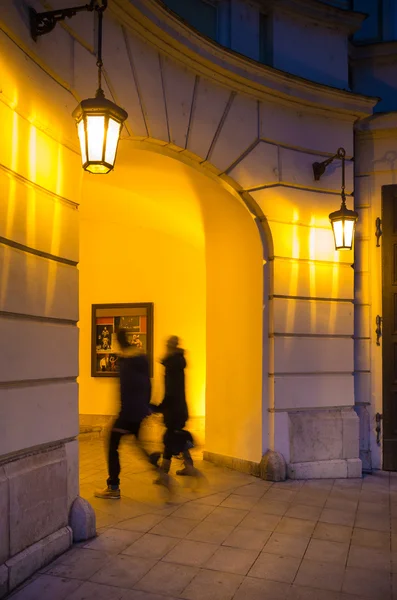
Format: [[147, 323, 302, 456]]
[[375, 413, 383, 445], [376, 315, 383, 346], [376, 217, 382, 247]]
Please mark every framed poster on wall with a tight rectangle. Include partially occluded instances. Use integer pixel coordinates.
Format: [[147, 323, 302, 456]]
[[91, 303, 154, 377]]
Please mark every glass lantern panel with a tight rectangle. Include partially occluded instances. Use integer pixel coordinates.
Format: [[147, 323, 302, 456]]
[[105, 118, 121, 167], [343, 219, 355, 249], [87, 115, 105, 162], [332, 219, 344, 249]]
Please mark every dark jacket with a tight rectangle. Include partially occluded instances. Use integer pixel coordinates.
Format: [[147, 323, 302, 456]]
[[118, 351, 152, 422], [153, 349, 188, 430]]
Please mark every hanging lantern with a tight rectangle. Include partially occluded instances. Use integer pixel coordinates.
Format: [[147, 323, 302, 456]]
[[313, 147, 358, 251], [29, 1, 127, 173], [73, 90, 128, 174], [329, 196, 358, 251], [72, 1, 127, 174]]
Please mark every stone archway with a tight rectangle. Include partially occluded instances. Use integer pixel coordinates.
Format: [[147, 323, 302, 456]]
[[78, 141, 272, 470]]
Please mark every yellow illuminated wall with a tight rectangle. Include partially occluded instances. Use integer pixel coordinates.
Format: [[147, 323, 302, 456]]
[[79, 146, 264, 462], [203, 185, 264, 463], [79, 150, 206, 417], [0, 34, 81, 459]]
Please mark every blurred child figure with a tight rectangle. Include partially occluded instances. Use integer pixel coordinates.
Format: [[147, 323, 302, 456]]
[[95, 328, 156, 499], [150, 336, 202, 488]]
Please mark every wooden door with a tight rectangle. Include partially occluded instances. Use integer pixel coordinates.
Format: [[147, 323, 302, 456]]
[[382, 184, 397, 470]]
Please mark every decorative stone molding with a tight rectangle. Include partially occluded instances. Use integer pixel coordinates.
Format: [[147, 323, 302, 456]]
[[263, 0, 365, 33], [203, 449, 288, 482], [351, 40, 397, 66], [259, 450, 287, 482], [111, 0, 376, 117], [69, 497, 96, 543], [203, 451, 261, 477], [0, 444, 75, 597]]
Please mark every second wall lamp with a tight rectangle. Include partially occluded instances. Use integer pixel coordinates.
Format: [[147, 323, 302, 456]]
[[313, 148, 358, 251]]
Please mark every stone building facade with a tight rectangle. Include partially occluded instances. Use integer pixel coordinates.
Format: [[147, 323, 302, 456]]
[[0, 0, 396, 595]]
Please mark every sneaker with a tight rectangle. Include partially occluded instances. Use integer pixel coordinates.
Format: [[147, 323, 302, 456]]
[[94, 486, 120, 499]]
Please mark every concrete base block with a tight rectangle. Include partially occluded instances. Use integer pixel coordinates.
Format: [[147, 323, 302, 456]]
[[259, 450, 287, 482], [288, 458, 362, 480], [0, 564, 8, 598], [5, 446, 68, 557], [347, 458, 362, 478], [69, 496, 96, 542], [6, 526, 72, 593]]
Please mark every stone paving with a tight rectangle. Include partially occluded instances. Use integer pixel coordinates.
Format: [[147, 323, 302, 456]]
[[7, 438, 397, 599]]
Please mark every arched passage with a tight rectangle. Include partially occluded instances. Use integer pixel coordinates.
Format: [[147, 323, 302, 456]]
[[78, 142, 270, 464]]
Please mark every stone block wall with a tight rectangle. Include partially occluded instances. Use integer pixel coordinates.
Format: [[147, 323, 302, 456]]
[[0, 446, 74, 596], [0, 8, 82, 595]]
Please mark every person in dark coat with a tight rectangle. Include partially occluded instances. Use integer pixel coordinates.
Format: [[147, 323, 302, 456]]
[[150, 336, 201, 487], [95, 328, 154, 499]]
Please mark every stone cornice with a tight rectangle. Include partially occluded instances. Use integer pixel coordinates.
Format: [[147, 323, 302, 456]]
[[112, 0, 377, 119], [355, 112, 397, 137], [350, 40, 397, 65], [258, 0, 366, 34]]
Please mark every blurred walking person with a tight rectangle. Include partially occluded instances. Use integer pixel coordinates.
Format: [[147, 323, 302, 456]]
[[150, 336, 203, 489], [95, 328, 157, 499]]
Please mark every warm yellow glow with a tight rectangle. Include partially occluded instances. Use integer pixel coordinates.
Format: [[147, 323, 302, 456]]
[[343, 220, 355, 249], [105, 118, 121, 166], [76, 114, 122, 174], [77, 120, 87, 166], [46, 147, 63, 315], [79, 152, 207, 420], [87, 115, 105, 163], [309, 218, 316, 330], [5, 113, 19, 240], [26, 187, 37, 251], [11, 112, 19, 172], [79, 148, 264, 462], [28, 125, 37, 183], [286, 215, 300, 332]]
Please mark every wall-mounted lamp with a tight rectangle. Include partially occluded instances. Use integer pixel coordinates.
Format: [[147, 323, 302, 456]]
[[29, 0, 128, 174], [312, 148, 358, 251]]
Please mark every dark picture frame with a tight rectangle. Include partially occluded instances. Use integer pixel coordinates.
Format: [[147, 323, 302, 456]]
[[91, 303, 154, 377]]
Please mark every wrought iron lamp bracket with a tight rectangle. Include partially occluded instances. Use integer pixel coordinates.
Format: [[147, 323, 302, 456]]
[[312, 147, 346, 182], [29, 0, 107, 41]]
